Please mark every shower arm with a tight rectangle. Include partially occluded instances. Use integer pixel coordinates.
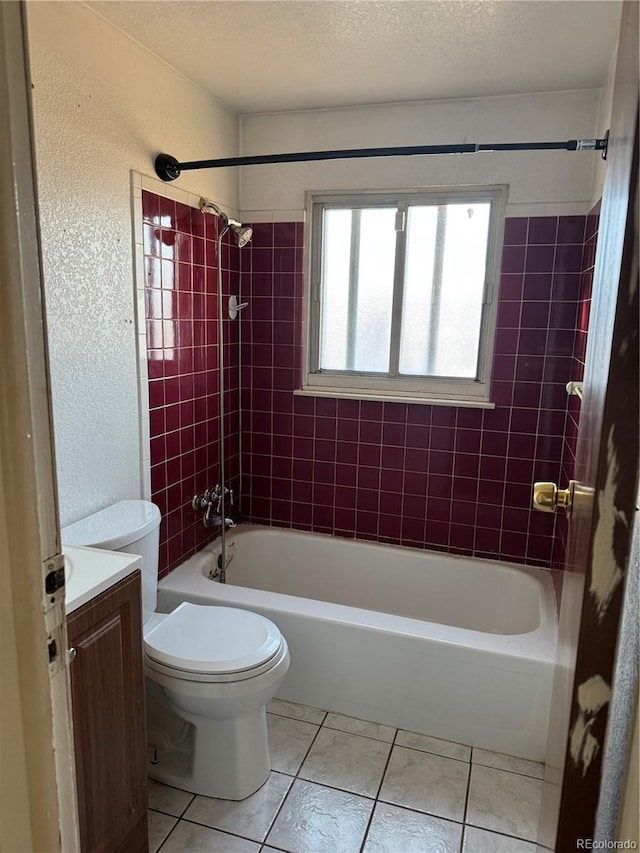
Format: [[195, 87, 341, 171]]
[[154, 132, 609, 181]]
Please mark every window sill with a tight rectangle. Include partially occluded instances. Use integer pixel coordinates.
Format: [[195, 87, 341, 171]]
[[294, 387, 495, 409]]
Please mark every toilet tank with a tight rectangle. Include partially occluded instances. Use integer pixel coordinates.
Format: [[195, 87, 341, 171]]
[[61, 500, 161, 625]]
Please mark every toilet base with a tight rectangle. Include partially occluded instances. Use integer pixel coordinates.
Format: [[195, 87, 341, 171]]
[[147, 682, 272, 800]]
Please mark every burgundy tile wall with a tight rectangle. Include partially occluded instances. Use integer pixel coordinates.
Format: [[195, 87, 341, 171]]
[[241, 215, 592, 568], [141, 195, 598, 576], [552, 201, 600, 568], [143, 190, 242, 577]]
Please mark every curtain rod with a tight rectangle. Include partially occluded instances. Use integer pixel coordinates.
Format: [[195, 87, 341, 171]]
[[154, 132, 608, 182]]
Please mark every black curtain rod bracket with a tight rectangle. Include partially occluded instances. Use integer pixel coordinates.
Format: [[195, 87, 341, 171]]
[[154, 134, 609, 182]]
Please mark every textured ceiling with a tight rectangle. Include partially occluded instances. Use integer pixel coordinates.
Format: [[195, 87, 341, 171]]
[[87, 0, 621, 113]]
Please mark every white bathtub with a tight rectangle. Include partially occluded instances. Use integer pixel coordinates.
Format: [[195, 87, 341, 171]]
[[158, 524, 557, 760]]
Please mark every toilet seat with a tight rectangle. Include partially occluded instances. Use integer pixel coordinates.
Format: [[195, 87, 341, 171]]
[[144, 602, 284, 682]]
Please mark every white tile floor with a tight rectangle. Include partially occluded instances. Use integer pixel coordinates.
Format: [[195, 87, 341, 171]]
[[148, 699, 543, 853]]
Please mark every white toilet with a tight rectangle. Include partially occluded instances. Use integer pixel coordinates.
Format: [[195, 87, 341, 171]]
[[62, 499, 290, 800]]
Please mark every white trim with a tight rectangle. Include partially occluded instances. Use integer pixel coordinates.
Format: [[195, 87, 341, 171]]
[[130, 172, 151, 502], [131, 170, 225, 500], [294, 388, 495, 409], [303, 372, 492, 400], [506, 201, 594, 218], [238, 209, 305, 223], [238, 201, 590, 225], [138, 171, 241, 222], [1, 3, 78, 848]]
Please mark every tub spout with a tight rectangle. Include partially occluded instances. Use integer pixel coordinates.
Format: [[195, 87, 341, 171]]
[[204, 512, 236, 529]]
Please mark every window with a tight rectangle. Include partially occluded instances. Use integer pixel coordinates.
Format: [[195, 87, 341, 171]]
[[303, 187, 506, 405]]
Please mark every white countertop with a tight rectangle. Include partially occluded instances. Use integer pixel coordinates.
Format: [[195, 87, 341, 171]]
[[64, 544, 142, 614]]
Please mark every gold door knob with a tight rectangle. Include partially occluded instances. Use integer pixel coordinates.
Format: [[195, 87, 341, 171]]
[[532, 481, 575, 517]]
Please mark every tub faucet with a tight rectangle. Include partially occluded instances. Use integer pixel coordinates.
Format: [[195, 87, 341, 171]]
[[207, 514, 237, 529], [213, 484, 233, 513], [192, 485, 236, 528]]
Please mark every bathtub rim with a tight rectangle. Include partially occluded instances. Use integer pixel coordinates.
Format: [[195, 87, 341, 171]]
[[158, 524, 557, 665]]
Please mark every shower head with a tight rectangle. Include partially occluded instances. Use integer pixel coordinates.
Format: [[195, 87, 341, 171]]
[[231, 224, 253, 248], [199, 198, 252, 246]]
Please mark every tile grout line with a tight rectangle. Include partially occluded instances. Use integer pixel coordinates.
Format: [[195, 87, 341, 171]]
[[148, 782, 195, 821], [154, 769, 536, 851], [274, 705, 478, 755], [180, 793, 195, 819], [273, 769, 475, 823], [168, 812, 285, 848], [261, 710, 328, 849], [463, 818, 540, 846], [460, 755, 474, 851], [151, 706, 543, 852], [320, 726, 396, 745], [155, 710, 330, 852], [357, 727, 399, 853], [394, 741, 471, 766], [470, 748, 544, 780], [154, 813, 180, 853], [470, 762, 544, 780], [307, 702, 543, 846]]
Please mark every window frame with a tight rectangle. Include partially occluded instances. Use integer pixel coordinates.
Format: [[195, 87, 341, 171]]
[[301, 185, 507, 407]]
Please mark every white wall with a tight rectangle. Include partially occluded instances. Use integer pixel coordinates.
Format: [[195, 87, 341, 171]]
[[591, 49, 618, 207], [239, 90, 602, 221], [26, 1, 239, 526]]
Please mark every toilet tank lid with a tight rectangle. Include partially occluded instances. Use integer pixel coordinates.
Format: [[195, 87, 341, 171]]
[[61, 500, 161, 550]]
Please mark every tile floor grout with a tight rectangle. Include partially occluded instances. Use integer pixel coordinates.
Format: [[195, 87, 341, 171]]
[[259, 711, 329, 849], [460, 757, 473, 850], [267, 708, 544, 775], [356, 726, 399, 853], [151, 791, 540, 849], [151, 801, 541, 851], [160, 813, 264, 849], [150, 701, 543, 853], [152, 783, 539, 847]]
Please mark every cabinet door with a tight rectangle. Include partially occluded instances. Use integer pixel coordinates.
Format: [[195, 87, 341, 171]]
[[68, 573, 148, 853]]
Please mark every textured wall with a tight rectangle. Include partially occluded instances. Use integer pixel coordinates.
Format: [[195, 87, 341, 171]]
[[26, 1, 239, 525], [241, 216, 592, 568]]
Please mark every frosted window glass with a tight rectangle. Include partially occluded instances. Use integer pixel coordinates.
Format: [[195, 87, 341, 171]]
[[353, 208, 396, 372], [320, 210, 351, 370], [398, 206, 438, 375], [319, 207, 396, 373], [311, 189, 501, 402], [399, 203, 490, 378]]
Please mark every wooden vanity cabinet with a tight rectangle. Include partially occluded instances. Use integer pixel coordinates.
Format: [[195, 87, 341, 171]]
[[67, 571, 148, 852]]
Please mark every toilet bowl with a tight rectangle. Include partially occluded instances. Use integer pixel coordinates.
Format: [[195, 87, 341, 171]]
[[144, 601, 289, 799], [62, 500, 290, 800]]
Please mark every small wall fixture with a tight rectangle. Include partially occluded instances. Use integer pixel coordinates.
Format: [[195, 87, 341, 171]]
[[228, 295, 249, 320], [566, 381, 584, 400]]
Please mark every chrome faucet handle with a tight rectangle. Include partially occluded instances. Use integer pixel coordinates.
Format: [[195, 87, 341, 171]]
[[192, 492, 209, 511]]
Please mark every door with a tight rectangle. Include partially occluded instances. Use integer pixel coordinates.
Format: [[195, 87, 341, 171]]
[[0, 2, 79, 849], [539, 1, 639, 848]]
